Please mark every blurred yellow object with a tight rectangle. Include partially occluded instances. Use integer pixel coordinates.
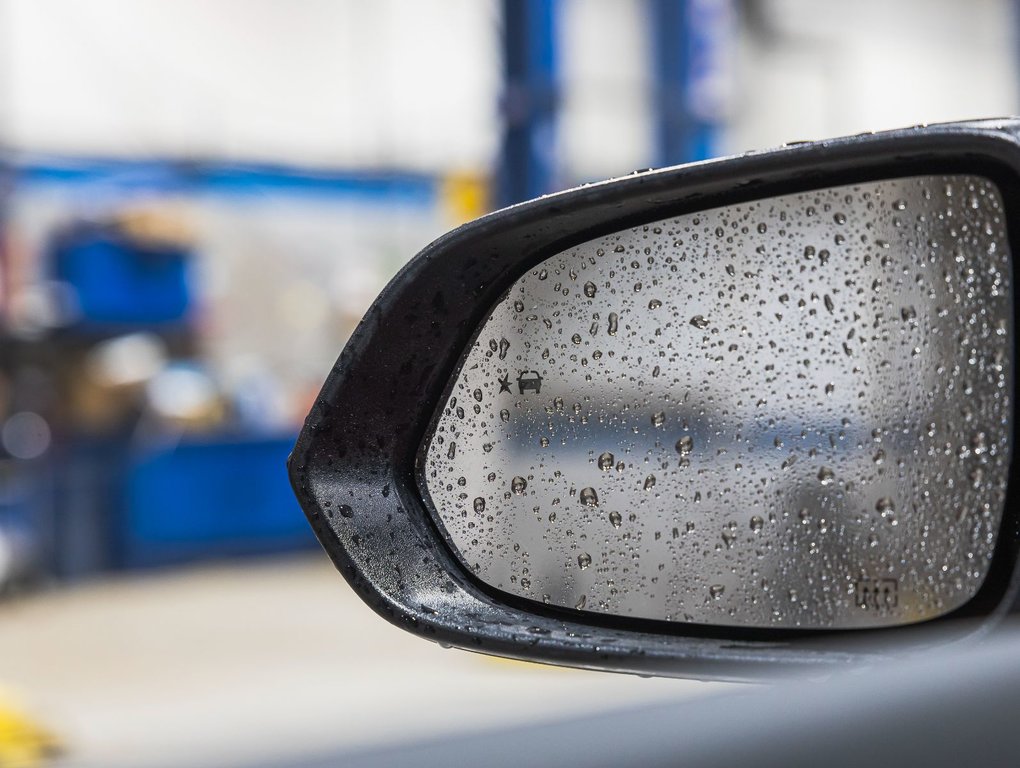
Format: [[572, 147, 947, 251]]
[[0, 690, 62, 767], [441, 172, 489, 225]]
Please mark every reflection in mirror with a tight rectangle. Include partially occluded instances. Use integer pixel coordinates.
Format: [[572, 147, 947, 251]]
[[421, 175, 1012, 629]]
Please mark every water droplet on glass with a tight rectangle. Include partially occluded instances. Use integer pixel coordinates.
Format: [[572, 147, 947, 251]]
[[473, 497, 485, 514], [818, 467, 835, 485], [607, 312, 619, 336], [579, 487, 599, 506], [876, 497, 897, 525], [500, 409, 510, 422], [709, 584, 725, 600], [651, 411, 666, 428], [648, 298, 662, 309], [608, 510, 622, 528], [577, 553, 592, 569], [643, 474, 656, 490], [598, 451, 615, 471], [511, 476, 527, 495], [583, 281, 597, 298], [472, 388, 483, 402], [689, 315, 709, 330]]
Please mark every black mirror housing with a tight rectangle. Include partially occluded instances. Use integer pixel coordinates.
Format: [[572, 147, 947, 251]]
[[289, 119, 1020, 680]]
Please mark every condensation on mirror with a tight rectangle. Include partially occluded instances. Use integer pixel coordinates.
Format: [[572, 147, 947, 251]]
[[421, 175, 1013, 629]]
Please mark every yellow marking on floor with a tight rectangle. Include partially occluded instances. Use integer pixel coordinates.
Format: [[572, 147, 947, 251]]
[[0, 690, 62, 768]]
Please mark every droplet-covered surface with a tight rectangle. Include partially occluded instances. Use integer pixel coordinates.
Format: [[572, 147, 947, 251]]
[[421, 175, 1013, 629]]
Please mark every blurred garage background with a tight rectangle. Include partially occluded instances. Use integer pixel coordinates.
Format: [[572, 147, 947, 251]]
[[0, 0, 1015, 765]]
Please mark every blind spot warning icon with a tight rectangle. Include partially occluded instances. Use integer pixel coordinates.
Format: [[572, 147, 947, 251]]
[[517, 371, 543, 395]]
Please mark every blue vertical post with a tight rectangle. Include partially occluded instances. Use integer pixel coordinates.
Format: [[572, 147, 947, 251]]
[[498, 0, 559, 207], [652, 0, 726, 167]]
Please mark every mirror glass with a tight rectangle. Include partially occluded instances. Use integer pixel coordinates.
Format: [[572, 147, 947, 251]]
[[421, 175, 1013, 629]]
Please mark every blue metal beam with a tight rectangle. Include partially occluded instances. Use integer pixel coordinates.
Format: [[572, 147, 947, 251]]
[[498, 0, 560, 207], [10, 154, 438, 207]]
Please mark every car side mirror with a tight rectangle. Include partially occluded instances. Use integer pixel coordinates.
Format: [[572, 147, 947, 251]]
[[289, 119, 1020, 680]]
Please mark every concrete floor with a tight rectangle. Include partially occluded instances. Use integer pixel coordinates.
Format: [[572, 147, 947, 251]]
[[0, 554, 727, 767]]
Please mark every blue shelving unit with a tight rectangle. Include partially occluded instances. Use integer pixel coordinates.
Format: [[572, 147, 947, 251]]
[[3, 154, 441, 579], [51, 225, 193, 330], [122, 434, 313, 568]]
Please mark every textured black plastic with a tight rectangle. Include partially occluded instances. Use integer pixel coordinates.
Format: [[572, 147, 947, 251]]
[[289, 119, 1020, 680]]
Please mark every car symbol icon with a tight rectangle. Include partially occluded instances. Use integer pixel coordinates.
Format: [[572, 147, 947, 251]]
[[516, 371, 543, 394]]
